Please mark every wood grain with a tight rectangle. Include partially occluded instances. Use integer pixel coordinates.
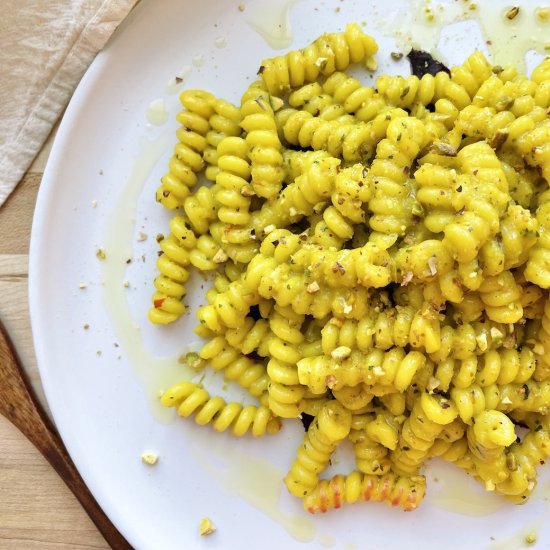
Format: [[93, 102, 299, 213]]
[[0, 161, 111, 549], [0, 319, 131, 549]]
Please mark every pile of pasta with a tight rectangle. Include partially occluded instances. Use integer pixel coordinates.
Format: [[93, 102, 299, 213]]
[[150, 23, 550, 513]]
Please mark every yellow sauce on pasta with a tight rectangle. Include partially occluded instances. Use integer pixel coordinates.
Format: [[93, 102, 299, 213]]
[[188, 431, 316, 542], [100, 133, 196, 421], [245, 0, 301, 49]]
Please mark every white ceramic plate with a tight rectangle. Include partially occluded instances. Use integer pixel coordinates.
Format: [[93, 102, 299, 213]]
[[29, 0, 550, 548]]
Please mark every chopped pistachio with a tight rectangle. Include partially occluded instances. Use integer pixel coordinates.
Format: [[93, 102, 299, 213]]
[[533, 342, 545, 355], [199, 517, 216, 536], [269, 96, 284, 112], [411, 202, 424, 216], [186, 352, 206, 370], [427, 256, 438, 276], [372, 366, 385, 377], [401, 272, 414, 287], [427, 377, 441, 393], [315, 57, 328, 69], [365, 56, 378, 71], [490, 326, 504, 342], [490, 129, 509, 150], [476, 332, 488, 352], [331, 346, 352, 361], [212, 249, 228, 264], [485, 480, 496, 491], [307, 281, 320, 294], [141, 451, 158, 465], [430, 142, 457, 157], [504, 6, 519, 20]]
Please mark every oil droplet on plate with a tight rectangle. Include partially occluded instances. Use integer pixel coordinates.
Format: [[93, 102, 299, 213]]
[[100, 133, 198, 422], [246, 0, 301, 49], [427, 459, 505, 516], [188, 432, 316, 543], [379, 0, 549, 73], [318, 534, 335, 547], [146, 99, 169, 126], [165, 66, 192, 95], [486, 516, 545, 550], [215, 36, 227, 49]]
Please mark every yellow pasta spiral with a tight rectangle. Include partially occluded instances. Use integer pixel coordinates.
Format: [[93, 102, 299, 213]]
[[297, 347, 426, 395], [156, 90, 214, 209], [196, 274, 258, 331], [214, 136, 252, 225], [183, 185, 218, 235], [281, 107, 407, 164], [199, 336, 270, 406], [148, 216, 196, 324], [466, 409, 516, 490], [241, 80, 285, 199], [391, 392, 457, 476], [160, 381, 280, 437], [266, 307, 306, 418], [303, 471, 426, 513], [525, 190, 550, 288], [259, 23, 378, 96], [478, 271, 523, 323], [284, 401, 352, 497], [321, 71, 378, 115], [224, 316, 270, 355], [414, 163, 457, 233], [349, 414, 392, 475], [288, 81, 346, 121], [377, 73, 436, 109], [251, 155, 340, 232], [321, 304, 442, 356], [203, 98, 242, 181], [496, 418, 550, 502]]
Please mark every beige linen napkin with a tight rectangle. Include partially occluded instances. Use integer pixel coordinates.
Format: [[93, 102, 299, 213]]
[[0, 0, 138, 206]]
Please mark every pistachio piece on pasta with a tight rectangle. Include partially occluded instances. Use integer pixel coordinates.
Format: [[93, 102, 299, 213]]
[[307, 281, 320, 293], [212, 249, 228, 263], [331, 346, 352, 361]]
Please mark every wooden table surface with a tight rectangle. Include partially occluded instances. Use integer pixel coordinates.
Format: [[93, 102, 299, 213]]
[[0, 130, 110, 549]]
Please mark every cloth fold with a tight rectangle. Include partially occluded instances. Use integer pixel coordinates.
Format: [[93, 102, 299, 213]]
[[0, 0, 138, 206]]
